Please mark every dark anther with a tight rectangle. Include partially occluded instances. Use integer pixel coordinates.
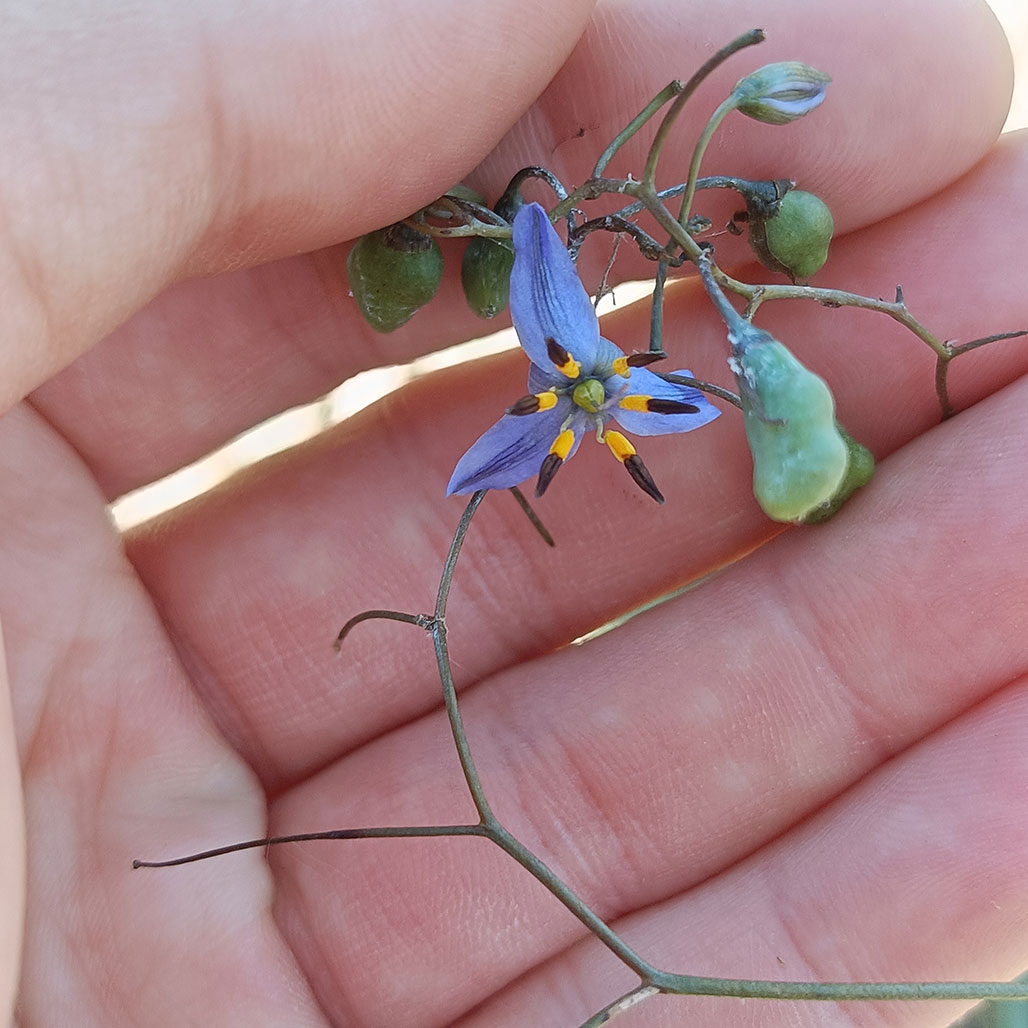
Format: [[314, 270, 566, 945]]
[[546, 336, 572, 368], [535, 454, 563, 497], [507, 394, 541, 416], [624, 455, 665, 504], [626, 351, 666, 368], [647, 398, 700, 415]]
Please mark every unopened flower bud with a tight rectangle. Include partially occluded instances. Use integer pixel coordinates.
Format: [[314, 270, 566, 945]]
[[347, 222, 444, 333], [461, 237, 515, 319], [732, 62, 831, 125], [748, 188, 834, 284]]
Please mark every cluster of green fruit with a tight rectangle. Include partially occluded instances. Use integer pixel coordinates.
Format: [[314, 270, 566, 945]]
[[346, 186, 517, 334], [346, 178, 835, 335]]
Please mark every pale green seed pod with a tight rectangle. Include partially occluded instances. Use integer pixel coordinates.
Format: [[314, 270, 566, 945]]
[[461, 237, 514, 319], [347, 222, 444, 333], [748, 189, 834, 284], [736, 339, 849, 522], [798, 425, 875, 524]]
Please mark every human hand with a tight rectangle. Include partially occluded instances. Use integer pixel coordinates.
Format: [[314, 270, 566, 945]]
[[2, 1, 1027, 1026]]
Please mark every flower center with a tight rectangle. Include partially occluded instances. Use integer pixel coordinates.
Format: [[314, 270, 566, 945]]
[[572, 378, 605, 413]]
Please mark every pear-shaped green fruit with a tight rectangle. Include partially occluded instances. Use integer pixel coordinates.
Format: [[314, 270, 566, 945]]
[[798, 425, 875, 523], [461, 237, 514, 319], [738, 340, 849, 522], [347, 222, 443, 333], [750, 189, 833, 284]]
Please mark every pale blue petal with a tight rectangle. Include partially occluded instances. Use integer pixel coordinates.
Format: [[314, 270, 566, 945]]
[[447, 396, 585, 495], [510, 203, 601, 375], [591, 337, 628, 378], [527, 363, 569, 394], [611, 367, 721, 436]]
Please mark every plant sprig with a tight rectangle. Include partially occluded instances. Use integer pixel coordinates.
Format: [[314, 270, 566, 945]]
[[136, 30, 1028, 1026]]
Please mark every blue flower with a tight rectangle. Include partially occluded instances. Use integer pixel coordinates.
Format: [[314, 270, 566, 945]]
[[447, 203, 720, 503]]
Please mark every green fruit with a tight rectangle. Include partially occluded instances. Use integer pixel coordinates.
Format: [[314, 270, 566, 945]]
[[738, 340, 849, 522], [347, 222, 443, 333], [750, 189, 834, 284], [798, 425, 875, 524], [460, 237, 514, 319]]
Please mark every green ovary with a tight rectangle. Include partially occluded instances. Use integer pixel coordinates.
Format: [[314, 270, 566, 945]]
[[572, 379, 605, 413]]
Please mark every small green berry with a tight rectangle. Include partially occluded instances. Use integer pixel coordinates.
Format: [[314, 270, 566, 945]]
[[764, 190, 834, 282], [749, 189, 834, 284], [460, 237, 514, 319], [347, 222, 443, 333]]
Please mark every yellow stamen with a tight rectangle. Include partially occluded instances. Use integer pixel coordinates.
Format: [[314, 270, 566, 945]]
[[546, 337, 582, 379], [536, 390, 558, 411], [605, 431, 636, 463], [611, 356, 631, 378], [550, 429, 575, 460], [618, 395, 651, 413], [555, 355, 581, 378]]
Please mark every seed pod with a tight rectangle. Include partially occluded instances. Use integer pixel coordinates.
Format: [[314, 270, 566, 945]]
[[347, 222, 443, 333], [748, 189, 834, 284], [798, 425, 875, 523], [461, 237, 515, 319], [736, 338, 849, 522]]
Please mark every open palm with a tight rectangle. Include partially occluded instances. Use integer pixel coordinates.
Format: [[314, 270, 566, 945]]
[[2, 1, 1027, 1026]]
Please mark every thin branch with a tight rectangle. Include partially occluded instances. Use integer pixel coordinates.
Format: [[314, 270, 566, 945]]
[[658, 372, 741, 409], [592, 81, 684, 177], [334, 609, 435, 651], [133, 824, 486, 868], [577, 984, 661, 1028], [654, 970, 1028, 1004], [431, 492, 494, 820], [642, 29, 765, 186], [649, 259, 668, 354], [509, 487, 555, 547]]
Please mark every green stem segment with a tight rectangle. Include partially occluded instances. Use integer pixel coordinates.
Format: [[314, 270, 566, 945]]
[[135, 488, 1028, 1019], [642, 29, 765, 186], [592, 81, 684, 178], [674, 95, 740, 230]]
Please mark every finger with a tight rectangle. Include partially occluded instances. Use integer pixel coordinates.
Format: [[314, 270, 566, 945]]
[[125, 131, 1028, 788], [0, 404, 327, 1025], [0, 0, 597, 411], [0, 624, 23, 1022], [27, 0, 1013, 495], [456, 676, 1028, 1028], [262, 373, 1028, 1027]]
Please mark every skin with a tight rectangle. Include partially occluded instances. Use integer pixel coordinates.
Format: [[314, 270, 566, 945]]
[[1, 0, 1026, 1026]]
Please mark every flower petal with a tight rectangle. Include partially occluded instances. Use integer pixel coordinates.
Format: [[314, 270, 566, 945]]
[[611, 367, 721, 436], [447, 396, 585, 495], [510, 203, 602, 376]]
